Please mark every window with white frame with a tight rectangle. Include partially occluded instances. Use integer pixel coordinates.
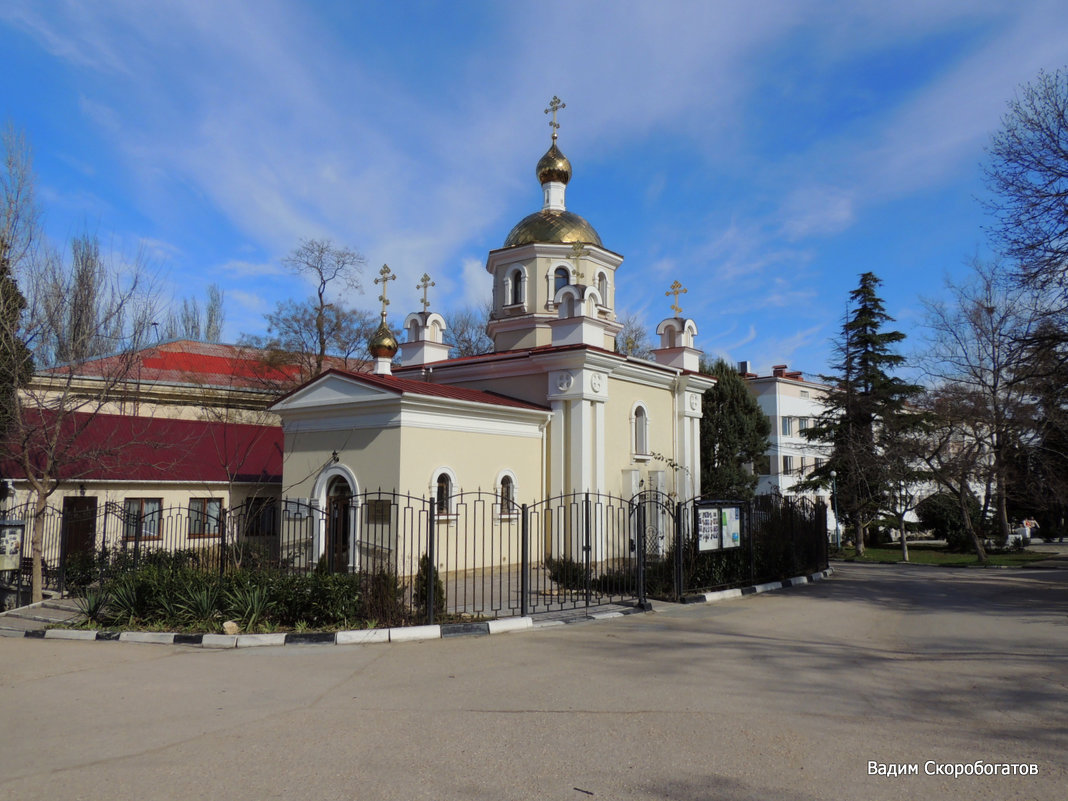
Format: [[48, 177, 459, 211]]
[[782, 455, 794, 474], [554, 266, 570, 294], [782, 417, 792, 436], [498, 473, 517, 517], [433, 468, 459, 517], [508, 268, 524, 306], [633, 404, 649, 456], [799, 417, 809, 432]]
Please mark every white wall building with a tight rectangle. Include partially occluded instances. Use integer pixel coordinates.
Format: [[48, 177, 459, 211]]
[[742, 363, 839, 535]]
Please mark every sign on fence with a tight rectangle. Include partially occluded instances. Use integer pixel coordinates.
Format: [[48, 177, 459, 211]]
[[0, 521, 22, 571], [697, 505, 742, 551]]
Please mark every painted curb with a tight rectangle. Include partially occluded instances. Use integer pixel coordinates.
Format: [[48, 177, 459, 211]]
[[284, 632, 335, 646], [486, 616, 533, 634], [44, 629, 99, 640], [236, 633, 287, 648], [337, 628, 390, 645], [9, 567, 835, 649], [119, 631, 175, 645], [441, 622, 490, 638], [201, 634, 237, 648], [388, 624, 441, 642]]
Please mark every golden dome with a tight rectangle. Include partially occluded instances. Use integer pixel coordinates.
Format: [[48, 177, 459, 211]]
[[368, 320, 398, 358], [503, 209, 602, 248], [536, 142, 571, 185]]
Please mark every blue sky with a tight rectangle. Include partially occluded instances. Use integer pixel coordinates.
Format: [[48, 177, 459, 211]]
[[3, 0, 1068, 376]]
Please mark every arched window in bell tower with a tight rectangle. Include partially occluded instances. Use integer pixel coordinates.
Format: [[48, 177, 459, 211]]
[[554, 267, 570, 294], [597, 271, 608, 306], [509, 268, 524, 306]]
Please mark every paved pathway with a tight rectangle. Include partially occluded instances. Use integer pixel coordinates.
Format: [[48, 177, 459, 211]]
[[0, 563, 1064, 801]]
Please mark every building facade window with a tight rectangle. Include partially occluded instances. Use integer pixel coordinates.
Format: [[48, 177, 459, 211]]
[[188, 498, 222, 537], [633, 404, 649, 456], [799, 417, 809, 431], [782, 417, 792, 436], [436, 473, 451, 514], [124, 497, 162, 540], [596, 271, 608, 304], [800, 390, 810, 399], [509, 268, 524, 306], [755, 453, 772, 476], [554, 267, 570, 294], [498, 474, 516, 516], [782, 455, 794, 474]]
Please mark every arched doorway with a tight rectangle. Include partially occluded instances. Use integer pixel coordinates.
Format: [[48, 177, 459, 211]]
[[326, 476, 352, 572]]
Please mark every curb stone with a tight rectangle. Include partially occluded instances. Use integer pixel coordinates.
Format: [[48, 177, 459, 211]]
[[8, 568, 834, 649]]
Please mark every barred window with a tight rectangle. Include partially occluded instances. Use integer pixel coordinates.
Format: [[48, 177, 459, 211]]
[[124, 497, 161, 540], [189, 498, 222, 537]]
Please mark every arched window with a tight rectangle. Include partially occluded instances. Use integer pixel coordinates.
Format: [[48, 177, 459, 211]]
[[436, 472, 451, 514], [597, 272, 608, 304], [499, 475, 515, 515], [510, 268, 524, 306], [554, 267, 570, 294], [634, 405, 649, 456]]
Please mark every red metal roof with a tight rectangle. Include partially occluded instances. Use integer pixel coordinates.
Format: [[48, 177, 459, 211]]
[[276, 369, 550, 412], [42, 340, 368, 391], [2, 410, 282, 484]]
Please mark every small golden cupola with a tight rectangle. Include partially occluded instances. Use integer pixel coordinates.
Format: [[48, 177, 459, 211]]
[[503, 96, 603, 249], [369, 264, 399, 375]]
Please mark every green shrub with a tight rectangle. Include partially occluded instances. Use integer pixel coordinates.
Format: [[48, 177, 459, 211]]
[[545, 556, 587, 590], [361, 569, 408, 627], [412, 554, 446, 621]]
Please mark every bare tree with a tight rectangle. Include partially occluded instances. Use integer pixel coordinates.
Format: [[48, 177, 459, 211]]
[[283, 238, 365, 377], [614, 311, 653, 358], [920, 260, 1046, 555], [444, 302, 493, 357], [918, 387, 996, 561], [985, 67, 1068, 296], [243, 301, 378, 386], [162, 283, 226, 343], [0, 126, 37, 438], [1, 130, 164, 600], [0, 125, 41, 278]]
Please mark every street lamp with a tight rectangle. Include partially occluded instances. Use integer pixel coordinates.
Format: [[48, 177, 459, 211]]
[[830, 470, 841, 549]]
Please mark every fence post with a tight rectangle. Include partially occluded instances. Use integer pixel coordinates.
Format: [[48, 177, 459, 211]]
[[218, 507, 228, 579], [426, 499, 436, 626], [520, 503, 530, 618], [747, 500, 755, 586], [673, 501, 684, 601], [583, 492, 592, 608], [636, 499, 646, 604], [133, 510, 142, 571], [57, 515, 68, 597]]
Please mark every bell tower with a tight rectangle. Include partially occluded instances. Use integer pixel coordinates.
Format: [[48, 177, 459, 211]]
[[486, 97, 623, 352]]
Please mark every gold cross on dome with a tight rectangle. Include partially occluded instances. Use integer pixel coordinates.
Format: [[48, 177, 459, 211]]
[[545, 96, 566, 139], [375, 264, 397, 317], [417, 273, 435, 312], [666, 280, 687, 315]]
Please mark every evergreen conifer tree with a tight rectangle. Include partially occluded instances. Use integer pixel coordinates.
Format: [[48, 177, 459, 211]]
[[700, 358, 771, 500], [804, 273, 921, 555], [0, 238, 33, 438]]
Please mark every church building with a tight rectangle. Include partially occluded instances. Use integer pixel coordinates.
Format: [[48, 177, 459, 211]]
[[271, 101, 715, 566]]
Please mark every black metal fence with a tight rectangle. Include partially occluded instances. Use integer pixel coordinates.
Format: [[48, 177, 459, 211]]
[[1, 490, 828, 619]]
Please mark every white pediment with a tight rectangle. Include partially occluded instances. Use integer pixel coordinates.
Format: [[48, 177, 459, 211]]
[[271, 373, 400, 413]]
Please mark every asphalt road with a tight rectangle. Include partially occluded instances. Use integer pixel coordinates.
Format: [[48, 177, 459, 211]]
[[0, 562, 1065, 801]]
